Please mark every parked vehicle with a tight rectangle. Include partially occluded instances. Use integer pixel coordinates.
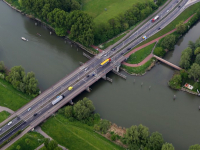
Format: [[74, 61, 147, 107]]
[[100, 58, 111, 66], [151, 15, 159, 22], [52, 95, 64, 105]]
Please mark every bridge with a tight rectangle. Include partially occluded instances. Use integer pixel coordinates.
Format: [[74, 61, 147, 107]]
[[0, 0, 196, 148], [154, 55, 182, 70]]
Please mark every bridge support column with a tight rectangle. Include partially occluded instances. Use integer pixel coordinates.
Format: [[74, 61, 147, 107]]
[[102, 75, 106, 80], [86, 87, 91, 92], [69, 100, 74, 105], [116, 64, 121, 72]]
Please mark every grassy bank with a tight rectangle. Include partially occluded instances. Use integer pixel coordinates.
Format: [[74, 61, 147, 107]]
[[41, 114, 124, 150], [0, 111, 10, 123], [6, 132, 45, 150], [122, 58, 155, 74], [101, 32, 128, 50], [82, 0, 147, 24], [137, 2, 200, 47], [126, 43, 155, 64], [0, 78, 33, 111]]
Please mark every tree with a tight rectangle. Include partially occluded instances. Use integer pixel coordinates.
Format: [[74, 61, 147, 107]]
[[16, 145, 21, 150], [94, 119, 111, 134], [137, 124, 149, 146], [194, 47, 200, 55], [25, 138, 30, 145], [73, 97, 95, 120], [195, 37, 200, 48], [148, 132, 164, 150], [125, 125, 140, 149], [179, 47, 193, 69], [188, 63, 200, 81], [195, 54, 200, 66], [188, 41, 196, 51], [176, 21, 186, 34], [161, 143, 175, 150], [161, 35, 176, 51], [189, 144, 200, 150], [65, 106, 73, 118], [42, 4, 50, 20], [0, 61, 6, 73], [71, 0, 81, 11], [47, 140, 58, 150], [153, 47, 166, 57], [169, 74, 182, 89], [180, 69, 188, 83]]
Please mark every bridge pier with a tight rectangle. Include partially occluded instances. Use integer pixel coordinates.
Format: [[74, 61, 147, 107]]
[[69, 100, 74, 105], [86, 87, 91, 92], [102, 75, 106, 80]]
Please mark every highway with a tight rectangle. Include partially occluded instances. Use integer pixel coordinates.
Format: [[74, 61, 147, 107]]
[[0, 0, 193, 145]]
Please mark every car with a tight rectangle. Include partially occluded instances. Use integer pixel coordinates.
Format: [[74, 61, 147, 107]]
[[111, 48, 116, 51], [8, 121, 12, 126], [121, 52, 124, 55], [0, 128, 1, 132], [158, 27, 161, 30], [33, 113, 37, 116], [92, 74, 95, 76], [104, 54, 107, 57], [127, 48, 131, 51], [177, 0, 179, 3], [84, 68, 88, 71], [87, 75, 90, 78], [167, 10, 169, 13], [27, 107, 31, 111], [142, 35, 147, 40], [178, 5, 181, 8], [68, 86, 73, 91]]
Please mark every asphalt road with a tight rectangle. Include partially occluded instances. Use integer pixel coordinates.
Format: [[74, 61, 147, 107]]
[[0, 0, 190, 145]]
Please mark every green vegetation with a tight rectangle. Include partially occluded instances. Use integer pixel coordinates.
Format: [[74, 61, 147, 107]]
[[6, 132, 45, 150], [0, 111, 10, 123], [189, 144, 200, 150], [126, 43, 155, 64], [169, 74, 182, 90], [0, 78, 33, 111], [153, 47, 166, 57], [161, 143, 175, 150], [101, 32, 128, 50], [94, 119, 111, 134], [41, 114, 124, 150], [138, 2, 200, 46], [82, 0, 147, 24], [122, 58, 155, 74]]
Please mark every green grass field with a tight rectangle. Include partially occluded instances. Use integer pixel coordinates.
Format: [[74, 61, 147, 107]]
[[137, 2, 200, 47], [0, 111, 10, 123], [122, 58, 155, 74], [126, 43, 155, 64], [6, 132, 45, 150], [41, 114, 124, 150], [82, 0, 146, 24], [0, 78, 33, 111]]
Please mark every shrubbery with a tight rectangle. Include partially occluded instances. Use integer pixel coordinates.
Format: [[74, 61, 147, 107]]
[[153, 47, 166, 57]]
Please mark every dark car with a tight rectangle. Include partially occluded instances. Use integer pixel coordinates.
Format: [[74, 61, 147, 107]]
[[34, 113, 37, 116], [121, 52, 124, 55], [178, 5, 181, 8], [111, 48, 116, 51], [87, 75, 90, 78], [158, 27, 161, 30], [177, 0, 179, 3], [127, 48, 131, 51]]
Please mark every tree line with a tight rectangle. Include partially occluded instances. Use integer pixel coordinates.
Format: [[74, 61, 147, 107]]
[[0, 62, 39, 97]]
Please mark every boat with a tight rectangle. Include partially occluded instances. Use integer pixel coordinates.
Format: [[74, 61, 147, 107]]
[[21, 37, 28, 41]]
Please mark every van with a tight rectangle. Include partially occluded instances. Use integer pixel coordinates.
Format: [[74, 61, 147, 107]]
[[8, 121, 12, 126]]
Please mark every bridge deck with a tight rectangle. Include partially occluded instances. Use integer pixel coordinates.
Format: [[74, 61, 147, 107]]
[[154, 55, 182, 70]]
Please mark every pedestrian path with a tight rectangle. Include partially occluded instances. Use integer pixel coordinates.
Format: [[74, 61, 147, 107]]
[[122, 14, 195, 67], [0, 106, 14, 114], [34, 126, 67, 150]]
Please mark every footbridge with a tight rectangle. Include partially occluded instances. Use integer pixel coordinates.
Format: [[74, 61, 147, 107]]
[[154, 55, 182, 70]]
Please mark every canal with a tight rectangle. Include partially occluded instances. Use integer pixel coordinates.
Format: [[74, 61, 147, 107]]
[[1, 1, 200, 149]]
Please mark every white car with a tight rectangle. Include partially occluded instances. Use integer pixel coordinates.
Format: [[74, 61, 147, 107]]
[[8, 121, 12, 126], [28, 107, 31, 111]]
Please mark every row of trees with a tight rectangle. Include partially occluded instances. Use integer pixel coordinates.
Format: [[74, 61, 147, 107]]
[[20, 0, 94, 46], [0, 62, 39, 97], [94, 1, 160, 45]]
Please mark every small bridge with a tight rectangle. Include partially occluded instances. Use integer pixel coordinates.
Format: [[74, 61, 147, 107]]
[[154, 55, 182, 70]]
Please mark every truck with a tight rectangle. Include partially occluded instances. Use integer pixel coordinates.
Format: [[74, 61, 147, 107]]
[[151, 15, 159, 22], [100, 58, 111, 66], [52, 95, 64, 105]]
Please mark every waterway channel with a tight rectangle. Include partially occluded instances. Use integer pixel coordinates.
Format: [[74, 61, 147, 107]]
[[1, 1, 200, 149]]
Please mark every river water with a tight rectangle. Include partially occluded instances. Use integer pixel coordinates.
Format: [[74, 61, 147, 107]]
[[1, 1, 200, 149]]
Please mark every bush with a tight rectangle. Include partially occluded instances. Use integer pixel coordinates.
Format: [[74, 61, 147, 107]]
[[153, 47, 166, 57], [161, 35, 176, 51], [94, 119, 111, 134], [111, 134, 117, 141], [169, 74, 182, 89]]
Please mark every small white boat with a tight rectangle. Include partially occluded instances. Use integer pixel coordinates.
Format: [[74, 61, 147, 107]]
[[21, 37, 28, 41]]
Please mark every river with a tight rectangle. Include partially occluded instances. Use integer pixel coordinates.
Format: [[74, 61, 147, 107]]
[[1, 1, 200, 149]]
